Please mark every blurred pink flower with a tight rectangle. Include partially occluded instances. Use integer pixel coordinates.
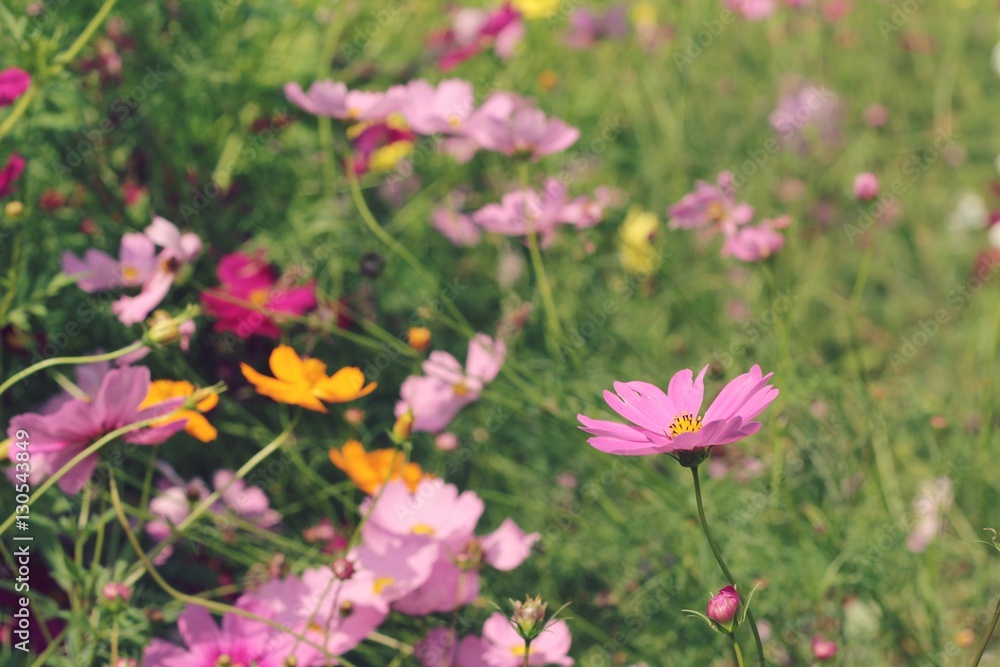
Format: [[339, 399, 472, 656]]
[[434, 2, 524, 71], [432, 196, 482, 246], [473, 107, 579, 160], [284, 80, 404, 121], [0, 68, 30, 106], [578, 365, 778, 459], [812, 636, 838, 661], [0, 153, 26, 198], [200, 251, 317, 339], [401, 79, 475, 135], [481, 613, 574, 667], [668, 172, 754, 237], [727, 0, 777, 20], [564, 6, 628, 48], [395, 333, 506, 433], [416, 629, 488, 667], [770, 82, 843, 153], [853, 172, 880, 201], [906, 477, 953, 553], [5, 366, 185, 494], [62, 233, 156, 293], [721, 215, 791, 262], [473, 180, 611, 246]]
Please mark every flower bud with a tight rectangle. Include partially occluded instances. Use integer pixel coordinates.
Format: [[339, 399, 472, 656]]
[[344, 408, 365, 426], [143, 305, 200, 348], [509, 594, 549, 641], [5, 201, 23, 220], [392, 410, 413, 444], [812, 636, 838, 661], [331, 557, 355, 580], [853, 172, 879, 201], [407, 326, 431, 352], [102, 582, 131, 610], [706, 585, 740, 630]]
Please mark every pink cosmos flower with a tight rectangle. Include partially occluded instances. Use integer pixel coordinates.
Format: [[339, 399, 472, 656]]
[[721, 215, 791, 262], [442, 92, 527, 162], [5, 366, 185, 494], [350, 538, 439, 610], [395, 334, 506, 433], [727, 0, 777, 20], [481, 613, 574, 667], [62, 233, 157, 293], [770, 83, 843, 153], [811, 636, 838, 661], [473, 180, 611, 246], [0, 68, 31, 107], [362, 478, 485, 549], [434, 3, 524, 71], [393, 517, 540, 615], [668, 172, 754, 236], [577, 365, 778, 462], [243, 567, 387, 666], [284, 80, 404, 121], [347, 118, 416, 175], [146, 464, 282, 564], [564, 6, 628, 49], [432, 197, 482, 246], [853, 172, 879, 200], [474, 107, 579, 161], [141, 603, 296, 667], [401, 79, 475, 135], [0, 153, 26, 199], [416, 629, 488, 667], [200, 251, 317, 339]]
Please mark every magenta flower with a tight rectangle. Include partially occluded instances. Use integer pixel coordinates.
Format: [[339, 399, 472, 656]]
[[474, 107, 579, 160], [435, 3, 524, 71], [577, 365, 778, 463], [141, 603, 295, 667], [0, 68, 31, 107], [416, 629, 488, 667], [62, 232, 156, 293], [853, 172, 879, 200], [200, 251, 317, 339], [395, 334, 506, 433], [0, 153, 26, 199], [401, 79, 475, 135], [727, 0, 777, 20], [812, 636, 838, 661], [481, 613, 574, 667], [706, 585, 740, 626], [5, 366, 185, 494], [721, 215, 791, 262], [668, 171, 754, 236]]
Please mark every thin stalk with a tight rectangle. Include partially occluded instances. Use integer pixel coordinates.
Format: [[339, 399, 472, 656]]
[[0, 86, 35, 144], [691, 466, 766, 666], [731, 636, 745, 667], [52, 0, 119, 65], [970, 596, 1000, 667], [518, 162, 563, 360], [0, 341, 145, 399]]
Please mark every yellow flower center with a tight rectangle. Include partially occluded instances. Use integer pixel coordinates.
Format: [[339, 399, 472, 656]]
[[447, 114, 462, 129], [511, 645, 536, 657], [122, 265, 139, 281], [668, 413, 704, 437], [248, 289, 269, 306], [453, 382, 469, 397], [372, 576, 395, 594], [307, 621, 324, 633], [411, 523, 435, 536], [707, 201, 726, 223]]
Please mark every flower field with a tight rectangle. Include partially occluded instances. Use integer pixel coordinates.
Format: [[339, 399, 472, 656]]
[[1, 0, 999, 665]]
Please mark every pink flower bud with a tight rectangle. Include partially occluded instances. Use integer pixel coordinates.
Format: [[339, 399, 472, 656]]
[[864, 104, 888, 127], [853, 172, 879, 201], [812, 636, 838, 661], [102, 582, 131, 604], [435, 432, 459, 451], [332, 557, 355, 580], [706, 585, 740, 627]]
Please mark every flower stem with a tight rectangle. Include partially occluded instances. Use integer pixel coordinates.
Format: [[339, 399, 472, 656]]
[[0, 86, 35, 145], [518, 162, 564, 360], [970, 595, 1000, 667], [691, 465, 766, 666], [52, 0, 119, 66], [0, 340, 146, 399], [731, 635, 745, 667]]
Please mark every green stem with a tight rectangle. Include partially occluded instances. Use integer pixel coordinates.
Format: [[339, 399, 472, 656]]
[[518, 162, 563, 360], [691, 466, 766, 666], [731, 635, 746, 667], [970, 596, 1000, 667], [0, 86, 35, 144], [52, 0, 119, 65], [0, 341, 145, 399]]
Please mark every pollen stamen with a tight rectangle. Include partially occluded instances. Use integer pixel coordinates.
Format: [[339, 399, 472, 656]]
[[668, 413, 704, 437]]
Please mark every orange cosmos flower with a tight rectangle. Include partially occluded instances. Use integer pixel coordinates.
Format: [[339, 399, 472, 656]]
[[240, 345, 376, 413], [329, 439, 425, 494], [139, 380, 219, 442]]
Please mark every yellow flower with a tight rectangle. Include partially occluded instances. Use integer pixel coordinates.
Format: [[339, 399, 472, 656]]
[[329, 439, 426, 494], [240, 345, 376, 413], [139, 380, 219, 442], [618, 206, 661, 274], [512, 0, 560, 19], [369, 141, 414, 172]]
